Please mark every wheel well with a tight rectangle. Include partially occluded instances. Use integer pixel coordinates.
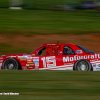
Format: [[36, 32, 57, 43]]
[[73, 59, 93, 71], [2, 58, 22, 70]]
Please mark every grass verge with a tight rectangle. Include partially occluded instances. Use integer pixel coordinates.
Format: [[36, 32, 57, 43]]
[[0, 43, 30, 55], [0, 70, 100, 100], [0, 9, 100, 35]]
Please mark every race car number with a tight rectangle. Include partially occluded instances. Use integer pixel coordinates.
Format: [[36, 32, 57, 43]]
[[41, 56, 56, 68]]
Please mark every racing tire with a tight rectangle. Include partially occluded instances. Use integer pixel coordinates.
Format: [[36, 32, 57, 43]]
[[74, 60, 92, 71], [2, 58, 19, 70]]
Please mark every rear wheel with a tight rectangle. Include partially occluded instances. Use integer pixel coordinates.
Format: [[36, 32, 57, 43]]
[[74, 60, 92, 71], [2, 58, 19, 70]]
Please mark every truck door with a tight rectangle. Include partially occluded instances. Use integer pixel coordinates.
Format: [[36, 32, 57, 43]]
[[36, 45, 62, 70]]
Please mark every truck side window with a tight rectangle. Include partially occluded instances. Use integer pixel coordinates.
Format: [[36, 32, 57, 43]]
[[37, 46, 46, 56], [63, 46, 75, 55]]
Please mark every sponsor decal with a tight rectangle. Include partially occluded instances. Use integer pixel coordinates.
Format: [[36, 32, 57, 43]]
[[97, 64, 100, 67], [27, 57, 32, 59], [64, 62, 74, 65], [35, 63, 39, 67], [90, 60, 94, 62], [63, 54, 100, 62], [30, 64, 35, 66], [33, 57, 39, 59], [33, 57, 39, 66], [27, 67, 34, 68], [0, 58, 3, 59], [20, 59, 26, 61], [18, 55, 30, 59], [27, 62, 33, 63], [23, 55, 30, 57], [18, 56, 27, 59], [75, 50, 82, 54], [26, 64, 35, 66], [22, 66, 27, 70], [32, 54, 35, 56], [34, 61, 39, 63], [33, 58, 39, 61], [26, 64, 29, 66], [8, 56, 16, 58], [35, 66, 39, 70], [92, 64, 96, 67], [27, 59, 32, 62], [0, 60, 3, 62], [0, 63, 2, 69], [96, 68, 100, 69]]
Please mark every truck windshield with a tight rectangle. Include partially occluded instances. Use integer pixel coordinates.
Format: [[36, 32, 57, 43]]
[[77, 45, 95, 54]]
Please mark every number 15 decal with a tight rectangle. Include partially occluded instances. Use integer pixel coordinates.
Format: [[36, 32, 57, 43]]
[[41, 56, 56, 68]]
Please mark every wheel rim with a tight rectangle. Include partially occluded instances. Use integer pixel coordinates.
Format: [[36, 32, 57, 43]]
[[4, 60, 16, 70], [77, 61, 89, 71], [8, 63, 14, 69]]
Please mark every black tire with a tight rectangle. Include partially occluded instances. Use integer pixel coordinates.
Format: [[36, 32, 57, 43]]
[[74, 60, 92, 71], [2, 58, 19, 70]]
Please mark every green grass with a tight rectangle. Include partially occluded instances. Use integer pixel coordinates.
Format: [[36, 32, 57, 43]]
[[0, 0, 9, 8], [0, 0, 80, 8], [0, 43, 31, 55], [0, 70, 100, 100], [0, 9, 100, 35], [23, 0, 80, 9]]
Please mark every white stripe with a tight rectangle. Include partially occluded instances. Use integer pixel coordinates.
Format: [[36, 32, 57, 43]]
[[48, 67, 73, 70], [39, 64, 73, 70], [90, 61, 100, 63]]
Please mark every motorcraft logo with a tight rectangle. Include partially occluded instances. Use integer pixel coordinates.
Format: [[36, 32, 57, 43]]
[[63, 54, 100, 62]]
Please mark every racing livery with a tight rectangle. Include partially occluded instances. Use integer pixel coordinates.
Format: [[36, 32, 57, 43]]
[[0, 43, 100, 71]]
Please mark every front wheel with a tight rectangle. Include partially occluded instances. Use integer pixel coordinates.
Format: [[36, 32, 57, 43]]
[[74, 60, 92, 71], [2, 58, 19, 70]]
